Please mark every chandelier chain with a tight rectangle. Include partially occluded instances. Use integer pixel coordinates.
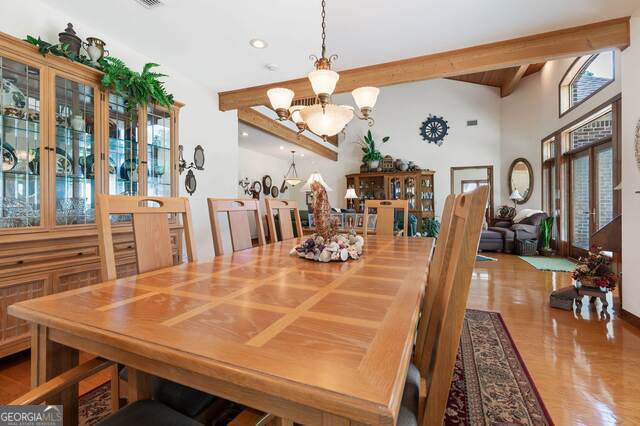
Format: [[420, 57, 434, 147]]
[[321, 0, 327, 59]]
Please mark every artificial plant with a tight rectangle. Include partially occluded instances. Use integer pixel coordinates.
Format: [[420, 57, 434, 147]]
[[25, 35, 174, 110], [358, 130, 389, 163], [422, 217, 440, 238]]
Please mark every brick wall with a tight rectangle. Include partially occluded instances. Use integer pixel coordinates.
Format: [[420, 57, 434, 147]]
[[571, 74, 611, 105], [570, 112, 612, 149]]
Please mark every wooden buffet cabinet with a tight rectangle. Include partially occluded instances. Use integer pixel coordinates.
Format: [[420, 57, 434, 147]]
[[0, 32, 183, 357], [346, 170, 436, 221]]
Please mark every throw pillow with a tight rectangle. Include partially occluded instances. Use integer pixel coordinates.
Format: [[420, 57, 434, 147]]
[[513, 209, 544, 224]]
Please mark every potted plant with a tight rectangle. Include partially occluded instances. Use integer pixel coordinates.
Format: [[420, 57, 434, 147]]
[[571, 247, 617, 291], [422, 217, 440, 238], [358, 130, 389, 171], [540, 216, 555, 256]]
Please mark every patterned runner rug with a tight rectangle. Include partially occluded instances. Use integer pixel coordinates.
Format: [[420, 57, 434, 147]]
[[79, 310, 552, 425]]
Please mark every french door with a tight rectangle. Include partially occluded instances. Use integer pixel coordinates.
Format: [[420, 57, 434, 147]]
[[569, 140, 613, 258]]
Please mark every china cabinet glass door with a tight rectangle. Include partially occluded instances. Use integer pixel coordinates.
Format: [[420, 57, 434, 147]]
[[53, 75, 97, 226], [146, 105, 172, 197], [108, 94, 140, 197], [0, 55, 42, 229], [404, 176, 416, 210]]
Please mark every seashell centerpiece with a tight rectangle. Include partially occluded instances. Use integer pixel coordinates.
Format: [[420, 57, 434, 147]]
[[290, 231, 364, 262]]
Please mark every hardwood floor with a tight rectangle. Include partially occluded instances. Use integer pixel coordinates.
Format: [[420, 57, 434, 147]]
[[468, 254, 640, 425], [0, 254, 638, 425]]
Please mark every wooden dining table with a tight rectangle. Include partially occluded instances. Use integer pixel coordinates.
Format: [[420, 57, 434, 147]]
[[9, 235, 434, 426]]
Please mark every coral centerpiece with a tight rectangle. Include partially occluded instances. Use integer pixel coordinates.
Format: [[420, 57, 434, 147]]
[[291, 231, 364, 262], [571, 246, 617, 290]]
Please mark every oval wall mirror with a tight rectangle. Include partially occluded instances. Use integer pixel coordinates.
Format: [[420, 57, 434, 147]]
[[185, 169, 197, 195], [508, 158, 533, 204]]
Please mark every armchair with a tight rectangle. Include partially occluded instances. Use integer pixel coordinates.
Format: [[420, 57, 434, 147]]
[[479, 212, 548, 253]]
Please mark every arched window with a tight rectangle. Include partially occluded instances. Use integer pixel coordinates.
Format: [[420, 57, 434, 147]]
[[559, 51, 614, 116]]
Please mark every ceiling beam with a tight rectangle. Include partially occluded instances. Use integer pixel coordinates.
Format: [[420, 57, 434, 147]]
[[218, 17, 629, 111], [500, 64, 530, 97], [238, 108, 338, 161]]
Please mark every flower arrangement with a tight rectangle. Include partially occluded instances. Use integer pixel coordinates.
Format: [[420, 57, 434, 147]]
[[290, 231, 364, 262], [571, 246, 617, 290], [357, 130, 389, 165]]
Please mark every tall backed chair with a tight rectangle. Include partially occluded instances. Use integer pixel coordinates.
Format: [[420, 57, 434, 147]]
[[399, 186, 489, 426], [208, 198, 265, 255], [265, 199, 303, 242], [96, 195, 197, 281], [363, 199, 409, 236], [96, 195, 220, 423], [413, 194, 455, 368]]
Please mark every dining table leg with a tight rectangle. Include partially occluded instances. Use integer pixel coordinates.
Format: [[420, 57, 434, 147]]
[[31, 324, 79, 426], [127, 367, 155, 402]]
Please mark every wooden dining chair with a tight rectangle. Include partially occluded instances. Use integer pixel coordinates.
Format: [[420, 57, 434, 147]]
[[363, 199, 409, 236], [96, 195, 197, 281], [265, 199, 304, 242], [413, 194, 456, 368], [208, 198, 266, 255], [399, 186, 489, 426]]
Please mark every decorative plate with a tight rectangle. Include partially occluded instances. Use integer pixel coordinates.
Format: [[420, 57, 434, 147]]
[[420, 115, 449, 146], [79, 154, 94, 177], [119, 158, 138, 182], [262, 175, 272, 195], [251, 181, 262, 199], [271, 185, 279, 198], [28, 148, 73, 175], [2, 142, 17, 172]]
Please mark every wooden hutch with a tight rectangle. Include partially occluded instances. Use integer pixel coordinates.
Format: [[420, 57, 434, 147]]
[[0, 32, 183, 357], [345, 169, 436, 222]]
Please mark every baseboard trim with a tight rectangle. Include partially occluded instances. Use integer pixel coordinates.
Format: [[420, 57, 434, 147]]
[[621, 309, 640, 329]]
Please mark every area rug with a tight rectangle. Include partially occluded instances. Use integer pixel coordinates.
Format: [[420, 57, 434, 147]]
[[476, 254, 498, 262], [519, 256, 575, 272], [78, 310, 552, 426]]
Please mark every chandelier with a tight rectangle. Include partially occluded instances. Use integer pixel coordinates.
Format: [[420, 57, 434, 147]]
[[284, 150, 303, 186], [266, 0, 379, 140]]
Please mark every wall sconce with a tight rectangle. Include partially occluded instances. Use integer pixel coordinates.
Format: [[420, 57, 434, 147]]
[[179, 145, 205, 195]]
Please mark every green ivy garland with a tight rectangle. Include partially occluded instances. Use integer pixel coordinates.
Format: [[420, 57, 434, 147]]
[[25, 35, 174, 110]]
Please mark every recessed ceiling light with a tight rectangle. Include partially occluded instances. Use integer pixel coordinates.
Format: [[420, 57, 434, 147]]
[[300, 153, 305, 157], [279, 145, 284, 150], [249, 39, 268, 49], [265, 63, 279, 71], [241, 131, 249, 137]]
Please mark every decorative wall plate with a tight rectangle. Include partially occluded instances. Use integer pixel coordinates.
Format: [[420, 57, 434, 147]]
[[251, 181, 262, 199], [420, 115, 449, 146], [28, 148, 73, 175], [262, 175, 272, 195], [271, 185, 279, 198]]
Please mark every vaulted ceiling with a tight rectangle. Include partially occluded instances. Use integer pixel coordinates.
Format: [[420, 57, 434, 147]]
[[44, 0, 637, 92]]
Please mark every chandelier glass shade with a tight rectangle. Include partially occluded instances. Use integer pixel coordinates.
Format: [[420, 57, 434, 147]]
[[299, 104, 353, 139], [266, 0, 378, 139]]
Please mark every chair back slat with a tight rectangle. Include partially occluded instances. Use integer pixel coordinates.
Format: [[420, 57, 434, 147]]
[[228, 210, 254, 252], [133, 213, 174, 274], [414, 194, 455, 370], [265, 199, 303, 243], [419, 186, 489, 426], [96, 195, 197, 281], [208, 198, 265, 255], [363, 200, 409, 236]]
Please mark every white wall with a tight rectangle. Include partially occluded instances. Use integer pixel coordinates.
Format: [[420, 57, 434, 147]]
[[500, 54, 622, 210], [291, 79, 502, 219], [2, 0, 238, 259], [621, 11, 640, 317]]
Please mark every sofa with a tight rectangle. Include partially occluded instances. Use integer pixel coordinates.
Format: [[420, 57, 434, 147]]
[[478, 211, 548, 253]]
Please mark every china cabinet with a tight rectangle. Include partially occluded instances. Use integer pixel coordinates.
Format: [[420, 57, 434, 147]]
[[0, 32, 183, 357], [345, 170, 435, 222]]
